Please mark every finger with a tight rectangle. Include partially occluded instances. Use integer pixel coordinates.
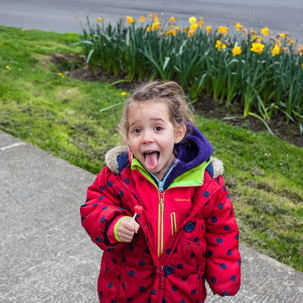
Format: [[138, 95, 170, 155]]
[[133, 221, 140, 233], [120, 234, 134, 242], [123, 221, 136, 232], [118, 227, 134, 239]]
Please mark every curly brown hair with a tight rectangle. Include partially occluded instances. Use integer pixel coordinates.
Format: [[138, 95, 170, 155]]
[[118, 81, 195, 142]]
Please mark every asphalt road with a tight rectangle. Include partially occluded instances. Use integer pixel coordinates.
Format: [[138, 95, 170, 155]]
[[1, 0, 303, 43]]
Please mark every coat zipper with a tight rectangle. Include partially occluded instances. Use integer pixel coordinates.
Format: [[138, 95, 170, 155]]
[[121, 166, 207, 303], [158, 192, 164, 257]]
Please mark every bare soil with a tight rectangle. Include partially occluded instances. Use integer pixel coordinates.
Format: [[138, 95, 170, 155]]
[[53, 54, 303, 147]]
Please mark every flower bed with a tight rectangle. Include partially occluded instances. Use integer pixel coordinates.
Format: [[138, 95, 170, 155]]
[[78, 14, 303, 131]]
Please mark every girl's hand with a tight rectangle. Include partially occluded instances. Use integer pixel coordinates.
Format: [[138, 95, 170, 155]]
[[117, 218, 140, 242]]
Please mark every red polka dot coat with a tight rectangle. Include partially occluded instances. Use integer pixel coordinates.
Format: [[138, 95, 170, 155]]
[[81, 147, 241, 303]]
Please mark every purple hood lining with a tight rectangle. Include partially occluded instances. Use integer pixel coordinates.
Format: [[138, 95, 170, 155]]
[[153, 123, 214, 190]]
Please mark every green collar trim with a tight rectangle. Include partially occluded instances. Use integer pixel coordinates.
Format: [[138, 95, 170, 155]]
[[168, 158, 210, 188], [130, 153, 210, 188], [131, 154, 157, 186]]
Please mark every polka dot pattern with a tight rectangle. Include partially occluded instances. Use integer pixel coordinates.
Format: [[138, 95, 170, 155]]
[[82, 159, 241, 302], [224, 225, 230, 231], [128, 270, 135, 277], [203, 191, 210, 197], [216, 237, 223, 244]]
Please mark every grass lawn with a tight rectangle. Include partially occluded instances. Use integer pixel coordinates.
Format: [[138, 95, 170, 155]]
[[1, 25, 303, 271]]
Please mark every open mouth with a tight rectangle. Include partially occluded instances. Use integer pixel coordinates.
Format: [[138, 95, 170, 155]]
[[143, 151, 160, 170]]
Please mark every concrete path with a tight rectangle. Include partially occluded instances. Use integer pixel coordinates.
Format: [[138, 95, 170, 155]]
[[1, 130, 303, 302], [1, 0, 303, 43]]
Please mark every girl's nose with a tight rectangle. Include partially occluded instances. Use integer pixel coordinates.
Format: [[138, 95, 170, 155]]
[[141, 130, 154, 144]]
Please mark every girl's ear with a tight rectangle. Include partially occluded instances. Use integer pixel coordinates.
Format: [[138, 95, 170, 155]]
[[174, 124, 186, 144]]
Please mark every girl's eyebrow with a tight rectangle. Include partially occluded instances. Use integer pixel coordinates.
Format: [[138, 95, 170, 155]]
[[150, 118, 165, 122], [129, 118, 165, 128], [129, 120, 141, 128]]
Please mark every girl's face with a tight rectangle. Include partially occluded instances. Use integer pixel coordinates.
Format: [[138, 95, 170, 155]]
[[127, 100, 185, 180]]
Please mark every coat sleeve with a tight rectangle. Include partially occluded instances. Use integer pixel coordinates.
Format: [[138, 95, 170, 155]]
[[80, 166, 130, 251], [204, 175, 241, 297]]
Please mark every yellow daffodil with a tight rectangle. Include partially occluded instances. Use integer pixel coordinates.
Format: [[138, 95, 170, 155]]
[[250, 42, 265, 53], [154, 15, 159, 23], [215, 40, 226, 51], [289, 39, 295, 44], [218, 26, 228, 36], [232, 46, 242, 56], [170, 16, 175, 23], [190, 23, 198, 31], [272, 44, 280, 56], [198, 17, 204, 27], [206, 26, 212, 33], [146, 26, 151, 32], [167, 26, 179, 36], [121, 92, 127, 96], [188, 30, 195, 38], [279, 33, 286, 38], [282, 47, 289, 54], [276, 39, 282, 47], [215, 40, 222, 50], [261, 27, 269, 36], [189, 16, 197, 24], [151, 22, 159, 31], [148, 13, 153, 19], [126, 16, 134, 24], [139, 16, 145, 22], [241, 28, 248, 35], [183, 27, 188, 32], [297, 44, 303, 55], [236, 23, 243, 31], [97, 17, 102, 22]]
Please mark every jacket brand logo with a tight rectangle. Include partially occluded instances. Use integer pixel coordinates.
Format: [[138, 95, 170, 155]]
[[175, 198, 191, 201]]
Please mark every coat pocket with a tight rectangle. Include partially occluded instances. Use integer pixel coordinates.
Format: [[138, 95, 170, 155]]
[[181, 217, 205, 245]]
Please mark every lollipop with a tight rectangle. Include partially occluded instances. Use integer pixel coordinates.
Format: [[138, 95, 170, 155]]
[[130, 205, 143, 223]]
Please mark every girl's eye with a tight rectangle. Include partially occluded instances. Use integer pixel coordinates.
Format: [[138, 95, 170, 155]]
[[154, 126, 163, 132], [132, 128, 141, 135]]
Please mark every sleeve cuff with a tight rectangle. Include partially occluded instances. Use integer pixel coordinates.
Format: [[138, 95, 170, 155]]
[[107, 215, 132, 243]]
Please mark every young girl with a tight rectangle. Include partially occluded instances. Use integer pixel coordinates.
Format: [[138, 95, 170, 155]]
[[81, 81, 241, 303]]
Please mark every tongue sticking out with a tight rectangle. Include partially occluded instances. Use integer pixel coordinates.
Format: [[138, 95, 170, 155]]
[[144, 152, 159, 170]]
